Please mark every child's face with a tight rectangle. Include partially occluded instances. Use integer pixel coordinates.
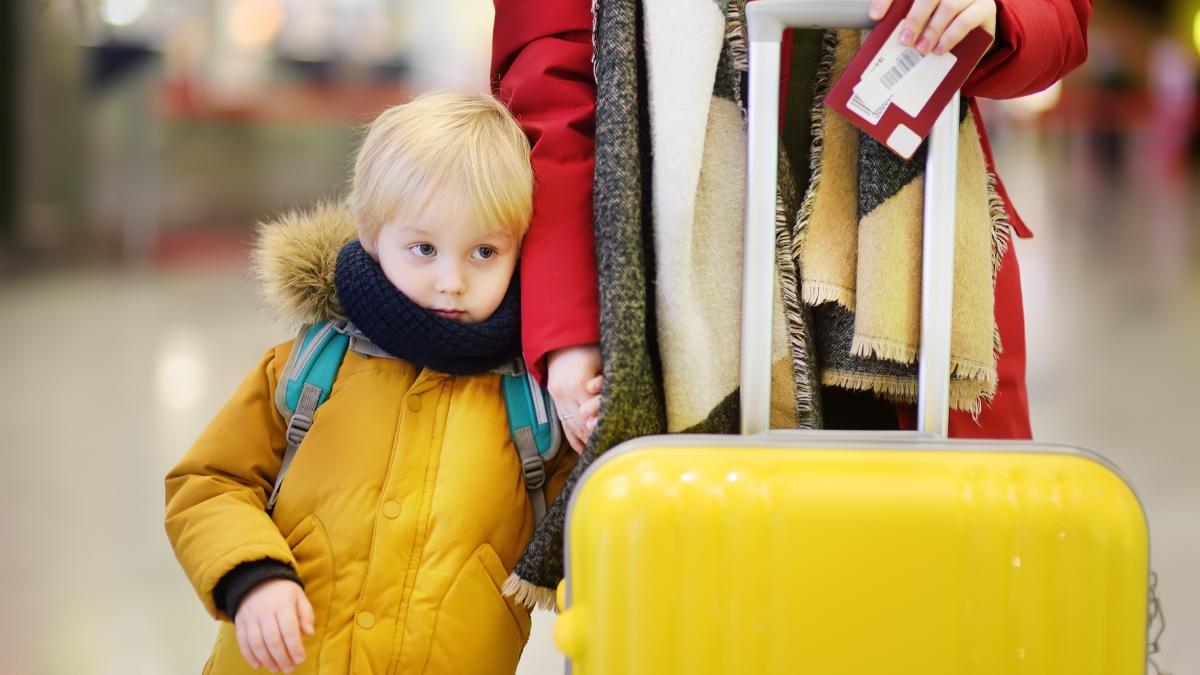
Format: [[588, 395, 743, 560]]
[[364, 195, 519, 324]]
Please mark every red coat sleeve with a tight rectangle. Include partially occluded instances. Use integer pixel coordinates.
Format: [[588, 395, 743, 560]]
[[963, 0, 1091, 99], [492, 0, 601, 384]]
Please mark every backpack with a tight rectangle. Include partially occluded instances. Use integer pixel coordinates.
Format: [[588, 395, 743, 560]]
[[265, 320, 563, 527]]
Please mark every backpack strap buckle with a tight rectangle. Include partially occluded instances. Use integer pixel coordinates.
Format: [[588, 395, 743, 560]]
[[521, 453, 547, 492], [286, 412, 313, 447]]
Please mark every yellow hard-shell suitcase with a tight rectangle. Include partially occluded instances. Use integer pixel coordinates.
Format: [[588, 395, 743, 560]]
[[558, 436, 1148, 674], [556, 2, 1150, 673]]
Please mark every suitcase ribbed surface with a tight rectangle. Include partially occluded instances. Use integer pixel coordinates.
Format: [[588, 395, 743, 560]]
[[559, 443, 1147, 674]]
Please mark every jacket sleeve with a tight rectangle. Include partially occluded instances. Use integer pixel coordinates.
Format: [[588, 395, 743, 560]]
[[492, 0, 601, 384], [164, 344, 299, 621], [963, 0, 1091, 99]]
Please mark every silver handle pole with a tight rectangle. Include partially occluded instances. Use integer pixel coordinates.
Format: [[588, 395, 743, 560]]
[[743, 0, 957, 436], [917, 92, 960, 437], [740, 19, 783, 436], [741, 0, 873, 436]]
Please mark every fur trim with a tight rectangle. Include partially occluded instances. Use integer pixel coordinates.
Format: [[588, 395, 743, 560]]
[[252, 201, 357, 326], [503, 573, 558, 612]]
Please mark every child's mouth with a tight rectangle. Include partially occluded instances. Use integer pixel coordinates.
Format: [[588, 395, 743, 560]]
[[433, 309, 467, 321]]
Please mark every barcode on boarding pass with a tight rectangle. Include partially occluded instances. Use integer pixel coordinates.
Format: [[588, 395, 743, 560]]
[[878, 48, 923, 88]]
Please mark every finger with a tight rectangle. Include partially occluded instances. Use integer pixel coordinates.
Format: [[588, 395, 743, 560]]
[[900, 0, 939, 46], [586, 376, 603, 395], [916, 0, 967, 54], [579, 396, 601, 420], [246, 619, 280, 672], [563, 421, 585, 454], [567, 417, 589, 447], [276, 607, 307, 666], [236, 618, 262, 669], [558, 409, 583, 436], [555, 397, 587, 446], [260, 615, 294, 672], [296, 593, 315, 636], [586, 416, 598, 434], [868, 0, 894, 20], [935, 4, 989, 54], [549, 387, 581, 421]]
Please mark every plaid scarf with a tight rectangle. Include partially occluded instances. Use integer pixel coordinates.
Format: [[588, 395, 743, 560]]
[[796, 30, 1011, 414]]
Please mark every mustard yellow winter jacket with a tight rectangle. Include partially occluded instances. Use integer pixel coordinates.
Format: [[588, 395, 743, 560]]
[[164, 204, 574, 674]]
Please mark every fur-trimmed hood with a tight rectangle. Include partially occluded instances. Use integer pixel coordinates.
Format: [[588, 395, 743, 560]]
[[251, 201, 357, 325]]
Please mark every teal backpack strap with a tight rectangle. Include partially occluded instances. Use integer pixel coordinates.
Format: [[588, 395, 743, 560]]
[[502, 360, 563, 527], [268, 320, 350, 513]]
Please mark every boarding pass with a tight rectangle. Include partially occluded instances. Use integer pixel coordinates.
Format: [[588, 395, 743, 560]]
[[824, 0, 994, 158]]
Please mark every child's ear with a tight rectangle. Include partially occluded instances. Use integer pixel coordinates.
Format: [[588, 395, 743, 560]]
[[358, 226, 379, 259]]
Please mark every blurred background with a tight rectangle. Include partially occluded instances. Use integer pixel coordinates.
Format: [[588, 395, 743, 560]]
[[0, 0, 1197, 673]]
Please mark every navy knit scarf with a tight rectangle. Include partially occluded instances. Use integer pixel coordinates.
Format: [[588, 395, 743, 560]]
[[334, 240, 521, 375]]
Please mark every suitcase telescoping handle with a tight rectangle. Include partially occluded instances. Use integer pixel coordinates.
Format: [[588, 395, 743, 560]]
[[740, 0, 961, 437]]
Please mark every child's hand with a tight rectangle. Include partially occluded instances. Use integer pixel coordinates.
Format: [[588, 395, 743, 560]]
[[546, 345, 603, 454], [234, 579, 314, 673], [870, 0, 996, 56]]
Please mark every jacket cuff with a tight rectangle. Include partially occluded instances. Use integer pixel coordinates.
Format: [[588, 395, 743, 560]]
[[213, 559, 302, 619]]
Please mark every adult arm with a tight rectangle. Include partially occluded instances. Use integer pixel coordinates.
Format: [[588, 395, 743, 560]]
[[963, 0, 1091, 99], [491, 0, 600, 385]]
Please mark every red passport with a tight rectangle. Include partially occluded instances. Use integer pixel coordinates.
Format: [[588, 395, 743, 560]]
[[823, 0, 994, 158]]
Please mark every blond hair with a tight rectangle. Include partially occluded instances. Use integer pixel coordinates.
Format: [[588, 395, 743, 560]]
[[351, 91, 533, 243]]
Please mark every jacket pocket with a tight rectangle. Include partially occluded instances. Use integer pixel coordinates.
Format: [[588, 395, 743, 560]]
[[284, 514, 335, 672], [204, 515, 335, 674], [423, 544, 532, 675]]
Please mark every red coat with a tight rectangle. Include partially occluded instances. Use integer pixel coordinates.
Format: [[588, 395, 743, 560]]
[[491, 0, 1091, 440]]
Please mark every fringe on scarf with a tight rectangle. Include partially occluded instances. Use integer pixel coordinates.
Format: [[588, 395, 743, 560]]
[[503, 573, 558, 612], [791, 29, 840, 268], [725, 1, 749, 73], [849, 335, 918, 363], [822, 370, 988, 416], [776, 152, 821, 426], [969, 170, 1015, 414], [846, 335, 999, 383], [801, 281, 857, 309], [987, 169, 1013, 359]]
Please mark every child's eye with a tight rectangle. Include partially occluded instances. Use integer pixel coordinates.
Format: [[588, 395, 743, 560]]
[[409, 243, 436, 257], [472, 246, 498, 261]]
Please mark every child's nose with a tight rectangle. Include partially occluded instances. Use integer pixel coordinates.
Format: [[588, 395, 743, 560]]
[[436, 265, 465, 294]]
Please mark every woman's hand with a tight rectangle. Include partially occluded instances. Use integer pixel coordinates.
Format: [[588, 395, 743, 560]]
[[234, 579, 314, 673], [546, 344, 603, 454], [870, 0, 996, 56]]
